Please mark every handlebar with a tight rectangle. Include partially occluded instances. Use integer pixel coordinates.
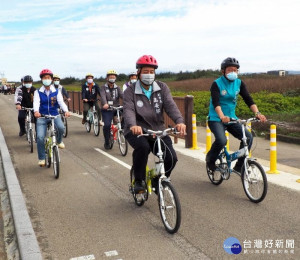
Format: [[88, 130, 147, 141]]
[[39, 115, 59, 119], [138, 127, 179, 138], [227, 118, 261, 125], [21, 107, 34, 111], [108, 105, 123, 111]]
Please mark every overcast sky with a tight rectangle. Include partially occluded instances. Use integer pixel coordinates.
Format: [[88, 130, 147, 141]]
[[1, 0, 300, 81]]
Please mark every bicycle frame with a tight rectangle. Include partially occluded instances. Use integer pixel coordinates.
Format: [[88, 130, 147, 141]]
[[218, 118, 256, 177], [43, 116, 59, 158]]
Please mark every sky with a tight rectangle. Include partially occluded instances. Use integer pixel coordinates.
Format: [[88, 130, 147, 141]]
[[1, 0, 300, 81]]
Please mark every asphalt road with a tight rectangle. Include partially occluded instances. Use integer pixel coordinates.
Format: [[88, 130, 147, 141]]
[[0, 94, 299, 260]]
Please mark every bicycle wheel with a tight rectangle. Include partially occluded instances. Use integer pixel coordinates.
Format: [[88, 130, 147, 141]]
[[206, 156, 224, 185], [241, 160, 267, 203], [158, 180, 181, 234], [29, 129, 33, 153], [85, 120, 91, 133], [130, 167, 146, 206], [52, 146, 60, 179], [45, 141, 51, 168], [117, 130, 128, 156], [109, 128, 114, 149], [62, 116, 68, 138], [93, 112, 100, 136]]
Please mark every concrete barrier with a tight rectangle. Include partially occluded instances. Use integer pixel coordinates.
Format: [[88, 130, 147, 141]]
[[0, 128, 42, 260]]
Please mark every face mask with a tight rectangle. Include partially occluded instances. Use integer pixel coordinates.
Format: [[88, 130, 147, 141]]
[[108, 78, 116, 83], [226, 72, 238, 81], [130, 79, 137, 84], [42, 79, 52, 86], [24, 83, 32, 89], [140, 74, 155, 86], [54, 80, 60, 86], [87, 78, 93, 84]]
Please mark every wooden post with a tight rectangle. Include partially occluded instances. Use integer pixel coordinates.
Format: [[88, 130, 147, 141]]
[[184, 95, 193, 148]]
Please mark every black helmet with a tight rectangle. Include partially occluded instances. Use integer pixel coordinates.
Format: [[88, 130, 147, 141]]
[[23, 75, 33, 82], [21, 77, 24, 82], [221, 57, 240, 70]]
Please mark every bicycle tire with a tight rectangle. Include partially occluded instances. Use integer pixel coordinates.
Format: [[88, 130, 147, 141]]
[[85, 120, 91, 133], [158, 180, 181, 234], [241, 160, 267, 203], [109, 128, 114, 149], [29, 129, 33, 153], [206, 156, 224, 185], [45, 141, 51, 168], [53, 146, 60, 179], [93, 112, 100, 136], [62, 116, 68, 138], [117, 130, 128, 156], [130, 167, 146, 206]]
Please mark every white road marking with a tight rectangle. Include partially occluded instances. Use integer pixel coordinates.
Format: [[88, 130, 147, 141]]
[[70, 254, 95, 260], [94, 148, 131, 170], [104, 250, 119, 257]]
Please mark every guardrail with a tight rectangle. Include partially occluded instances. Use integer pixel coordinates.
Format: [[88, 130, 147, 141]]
[[66, 91, 194, 148]]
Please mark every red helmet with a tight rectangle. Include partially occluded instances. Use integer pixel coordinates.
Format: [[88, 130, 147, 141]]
[[136, 55, 158, 69], [39, 69, 53, 79]]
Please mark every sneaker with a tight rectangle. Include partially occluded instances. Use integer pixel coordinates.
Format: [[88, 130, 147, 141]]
[[82, 118, 86, 124], [58, 142, 65, 149], [19, 131, 25, 137], [104, 143, 110, 150], [206, 161, 216, 172], [134, 180, 146, 194], [38, 160, 45, 167]]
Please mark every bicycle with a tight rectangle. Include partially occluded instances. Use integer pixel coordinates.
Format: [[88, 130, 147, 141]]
[[206, 118, 268, 203], [22, 107, 35, 153], [129, 127, 181, 234], [84, 100, 100, 136], [42, 115, 60, 179], [59, 108, 68, 138], [108, 105, 128, 156]]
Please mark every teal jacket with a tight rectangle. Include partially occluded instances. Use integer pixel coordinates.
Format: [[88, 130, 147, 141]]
[[208, 76, 241, 121]]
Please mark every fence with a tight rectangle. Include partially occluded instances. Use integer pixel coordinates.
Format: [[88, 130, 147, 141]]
[[67, 91, 194, 148]]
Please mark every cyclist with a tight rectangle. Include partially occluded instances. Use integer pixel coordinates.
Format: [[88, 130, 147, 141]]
[[123, 72, 137, 92], [81, 73, 101, 125], [206, 57, 267, 173], [33, 69, 70, 166], [100, 70, 123, 149], [53, 74, 71, 102], [123, 55, 186, 193], [15, 75, 36, 136]]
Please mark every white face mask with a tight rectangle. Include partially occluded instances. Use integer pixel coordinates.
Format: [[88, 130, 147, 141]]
[[24, 83, 32, 89], [54, 80, 60, 86], [130, 79, 137, 84], [140, 74, 155, 86], [42, 79, 52, 86], [108, 78, 116, 83], [87, 78, 93, 84]]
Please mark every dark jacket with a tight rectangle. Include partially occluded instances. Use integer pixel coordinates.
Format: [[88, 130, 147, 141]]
[[15, 86, 36, 108], [100, 83, 123, 108], [123, 80, 184, 136], [81, 82, 100, 101]]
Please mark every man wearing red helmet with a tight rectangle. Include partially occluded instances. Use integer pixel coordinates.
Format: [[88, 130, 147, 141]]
[[33, 69, 70, 166], [123, 55, 186, 193]]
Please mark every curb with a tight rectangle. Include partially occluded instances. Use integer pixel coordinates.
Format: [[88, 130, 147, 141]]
[[0, 128, 42, 260]]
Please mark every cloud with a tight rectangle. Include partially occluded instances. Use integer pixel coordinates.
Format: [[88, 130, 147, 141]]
[[1, 0, 300, 80]]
